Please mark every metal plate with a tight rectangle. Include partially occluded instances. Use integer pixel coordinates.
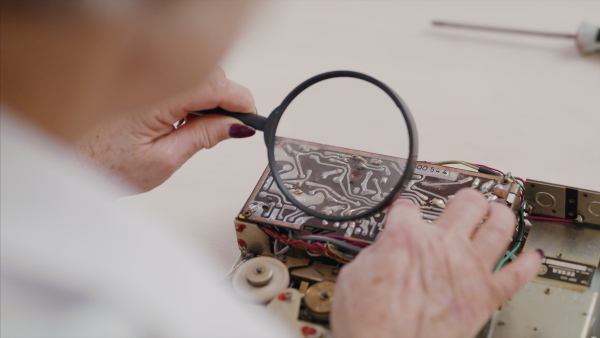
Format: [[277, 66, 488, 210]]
[[526, 180, 567, 219], [580, 190, 600, 226], [488, 283, 598, 338], [523, 220, 600, 291], [526, 179, 600, 226]]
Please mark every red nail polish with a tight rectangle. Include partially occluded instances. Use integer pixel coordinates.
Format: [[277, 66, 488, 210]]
[[535, 249, 545, 259], [229, 124, 255, 138]]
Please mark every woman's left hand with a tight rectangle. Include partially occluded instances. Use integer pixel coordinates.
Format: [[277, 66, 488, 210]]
[[75, 68, 256, 193]]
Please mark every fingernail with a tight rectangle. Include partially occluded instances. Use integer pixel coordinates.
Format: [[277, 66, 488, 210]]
[[229, 124, 256, 138], [535, 249, 545, 259]]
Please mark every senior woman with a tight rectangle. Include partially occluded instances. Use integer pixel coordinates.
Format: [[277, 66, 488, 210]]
[[0, 1, 542, 337]]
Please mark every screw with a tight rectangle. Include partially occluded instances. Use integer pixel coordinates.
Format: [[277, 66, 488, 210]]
[[557, 253, 563, 258], [544, 288, 551, 295], [497, 320, 506, 326], [319, 291, 331, 300], [254, 267, 263, 274], [568, 198, 575, 204]]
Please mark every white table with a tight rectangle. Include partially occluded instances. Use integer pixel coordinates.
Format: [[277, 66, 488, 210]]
[[120, 1, 600, 277]]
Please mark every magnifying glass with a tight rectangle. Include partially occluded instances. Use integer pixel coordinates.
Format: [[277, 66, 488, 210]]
[[190, 70, 418, 221]]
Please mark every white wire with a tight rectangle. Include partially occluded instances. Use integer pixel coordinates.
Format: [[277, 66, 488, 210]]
[[273, 239, 290, 255], [219, 253, 245, 281]]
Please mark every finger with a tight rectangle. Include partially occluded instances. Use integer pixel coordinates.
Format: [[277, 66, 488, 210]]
[[493, 250, 543, 303], [147, 68, 256, 132], [378, 199, 424, 246], [179, 68, 256, 116], [167, 114, 255, 159], [434, 188, 488, 238], [472, 202, 516, 267]]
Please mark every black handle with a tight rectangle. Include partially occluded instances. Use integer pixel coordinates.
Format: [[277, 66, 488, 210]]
[[189, 107, 267, 131]]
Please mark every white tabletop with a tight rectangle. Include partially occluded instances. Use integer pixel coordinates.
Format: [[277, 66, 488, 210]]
[[120, 1, 600, 276]]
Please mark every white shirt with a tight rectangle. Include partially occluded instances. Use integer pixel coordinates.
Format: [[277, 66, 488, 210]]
[[1, 110, 292, 337]]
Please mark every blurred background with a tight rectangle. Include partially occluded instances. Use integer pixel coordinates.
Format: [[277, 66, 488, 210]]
[[118, 1, 600, 276]]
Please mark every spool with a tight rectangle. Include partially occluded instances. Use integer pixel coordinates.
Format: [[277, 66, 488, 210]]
[[232, 256, 290, 303], [304, 281, 335, 321]]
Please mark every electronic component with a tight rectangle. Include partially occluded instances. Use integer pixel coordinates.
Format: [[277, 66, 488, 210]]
[[229, 138, 600, 337], [239, 137, 512, 243]]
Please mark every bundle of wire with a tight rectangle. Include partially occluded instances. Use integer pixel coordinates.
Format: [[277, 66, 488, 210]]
[[261, 226, 367, 264], [259, 160, 576, 269], [431, 160, 527, 271]]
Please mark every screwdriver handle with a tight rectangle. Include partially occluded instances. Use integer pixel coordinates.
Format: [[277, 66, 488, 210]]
[[576, 22, 600, 54], [190, 107, 268, 131]]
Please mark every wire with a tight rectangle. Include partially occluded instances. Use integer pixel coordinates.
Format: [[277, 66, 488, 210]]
[[220, 253, 246, 281], [475, 164, 504, 176], [526, 216, 575, 223], [431, 160, 479, 170], [495, 242, 522, 272], [295, 232, 369, 247], [293, 234, 364, 252], [260, 226, 354, 264], [273, 239, 290, 255], [510, 179, 527, 244]]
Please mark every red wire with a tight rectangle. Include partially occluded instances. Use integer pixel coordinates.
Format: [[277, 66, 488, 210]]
[[261, 227, 352, 262], [525, 216, 575, 223]]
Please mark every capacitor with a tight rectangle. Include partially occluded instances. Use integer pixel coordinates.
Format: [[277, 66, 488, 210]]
[[432, 20, 600, 55]]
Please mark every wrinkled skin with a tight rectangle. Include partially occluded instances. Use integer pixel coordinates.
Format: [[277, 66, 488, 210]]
[[75, 68, 256, 192], [331, 189, 542, 338]]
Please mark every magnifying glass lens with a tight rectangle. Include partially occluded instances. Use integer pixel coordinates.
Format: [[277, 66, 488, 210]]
[[273, 77, 411, 219]]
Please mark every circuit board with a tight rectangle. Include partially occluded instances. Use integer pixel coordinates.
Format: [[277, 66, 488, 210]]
[[238, 137, 514, 242]]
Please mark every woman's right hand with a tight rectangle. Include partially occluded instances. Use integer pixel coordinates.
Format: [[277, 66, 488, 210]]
[[331, 188, 542, 338]]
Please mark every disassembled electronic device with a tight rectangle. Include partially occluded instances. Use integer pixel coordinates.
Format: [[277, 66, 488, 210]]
[[227, 137, 600, 338]]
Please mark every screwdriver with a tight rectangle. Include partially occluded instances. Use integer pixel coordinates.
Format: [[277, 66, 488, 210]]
[[432, 20, 600, 55]]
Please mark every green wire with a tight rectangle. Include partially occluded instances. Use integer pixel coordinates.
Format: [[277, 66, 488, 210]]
[[513, 179, 526, 224], [430, 166, 527, 272], [495, 241, 521, 272], [431, 160, 479, 170]]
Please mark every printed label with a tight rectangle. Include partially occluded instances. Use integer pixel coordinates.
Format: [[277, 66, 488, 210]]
[[538, 257, 596, 287], [414, 164, 459, 181]]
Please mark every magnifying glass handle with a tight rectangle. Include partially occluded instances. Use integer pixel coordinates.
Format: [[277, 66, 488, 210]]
[[190, 107, 267, 131]]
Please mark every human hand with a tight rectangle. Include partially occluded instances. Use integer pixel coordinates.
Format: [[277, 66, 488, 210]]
[[75, 68, 256, 193], [331, 188, 542, 338]]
